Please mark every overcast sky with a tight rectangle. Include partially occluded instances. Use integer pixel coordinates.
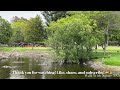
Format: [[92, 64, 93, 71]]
[[0, 11, 45, 22]]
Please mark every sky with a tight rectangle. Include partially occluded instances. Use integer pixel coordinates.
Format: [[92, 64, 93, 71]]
[[0, 11, 45, 23]]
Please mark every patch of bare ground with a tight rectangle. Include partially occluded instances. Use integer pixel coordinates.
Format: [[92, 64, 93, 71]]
[[0, 51, 53, 61], [87, 60, 120, 72]]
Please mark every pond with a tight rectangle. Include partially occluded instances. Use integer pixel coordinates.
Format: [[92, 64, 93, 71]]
[[0, 57, 119, 79]]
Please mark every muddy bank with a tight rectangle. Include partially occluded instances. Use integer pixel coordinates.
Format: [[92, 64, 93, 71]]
[[1, 51, 120, 72], [87, 60, 120, 72], [0, 51, 53, 61]]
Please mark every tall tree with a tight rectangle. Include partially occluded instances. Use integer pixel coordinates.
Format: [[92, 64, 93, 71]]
[[70, 11, 120, 56], [11, 16, 28, 22], [11, 16, 20, 22], [10, 20, 28, 44], [24, 15, 46, 47], [41, 11, 68, 26], [93, 11, 120, 56], [0, 17, 12, 44]]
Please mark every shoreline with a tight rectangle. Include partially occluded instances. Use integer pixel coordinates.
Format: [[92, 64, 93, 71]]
[[87, 60, 120, 72], [0, 51, 53, 60], [1, 51, 120, 72]]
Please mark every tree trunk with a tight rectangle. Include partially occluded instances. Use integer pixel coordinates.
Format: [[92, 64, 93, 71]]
[[102, 44, 106, 57], [79, 58, 83, 65], [32, 44, 34, 50], [64, 59, 67, 64], [95, 44, 98, 53], [106, 21, 109, 47], [102, 20, 109, 57]]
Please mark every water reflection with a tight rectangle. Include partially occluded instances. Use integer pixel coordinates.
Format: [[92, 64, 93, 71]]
[[0, 59, 11, 79], [0, 57, 119, 79]]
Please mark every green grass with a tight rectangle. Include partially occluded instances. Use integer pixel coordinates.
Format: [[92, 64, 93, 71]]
[[103, 53, 120, 66], [93, 46, 120, 52], [93, 46, 120, 66], [0, 47, 52, 52]]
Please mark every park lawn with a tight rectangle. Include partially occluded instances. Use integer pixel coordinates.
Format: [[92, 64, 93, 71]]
[[103, 53, 120, 66], [93, 46, 120, 52], [93, 46, 120, 66], [0, 47, 52, 52]]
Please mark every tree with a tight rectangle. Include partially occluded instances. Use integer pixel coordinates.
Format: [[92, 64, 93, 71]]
[[11, 16, 20, 22], [41, 11, 68, 26], [47, 12, 98, 64], [10, 20, 28, 44], [71, 11, 120, 56], [93, 11, 120, 56], [0, 17, 12, 44], [24, 15, 46, 48], [11, 16, 28, 22], [108, 12, 120, 46]]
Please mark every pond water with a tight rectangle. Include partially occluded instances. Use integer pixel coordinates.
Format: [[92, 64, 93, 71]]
[[0, 57, 119, 79]]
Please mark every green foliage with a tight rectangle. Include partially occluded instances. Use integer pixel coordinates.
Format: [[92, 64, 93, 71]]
[[47, 13, 98, 63], [0, 17, 12, 44], [93, 11, 120, 45], [41, 11, 68, 26], [70, 11, 120, 56], [68, 11, 120, 46], [10, 20, 28, 43], [24, 15, 46, 43], [10, 15, 47, 45], [11, 16, 28, 22], [91, 46, 120, 66], [0, 47, 50, 52]]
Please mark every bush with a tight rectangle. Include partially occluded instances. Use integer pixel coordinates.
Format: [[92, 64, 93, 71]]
[[47, 13, 98, 64]]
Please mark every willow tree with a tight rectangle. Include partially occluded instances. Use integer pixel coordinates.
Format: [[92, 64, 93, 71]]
[[47, 12, 98, 64]]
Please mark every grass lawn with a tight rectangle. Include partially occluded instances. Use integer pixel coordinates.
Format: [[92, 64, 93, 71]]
[[0, 46, 52, 52], [95, 46, 120, 52], [93, 46, 120, 66]]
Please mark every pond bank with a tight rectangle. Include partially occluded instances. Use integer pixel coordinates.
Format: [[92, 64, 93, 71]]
[[1, 51, 120, 72], [0, 51, 53, 61], [87, 60, 120, 72]]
